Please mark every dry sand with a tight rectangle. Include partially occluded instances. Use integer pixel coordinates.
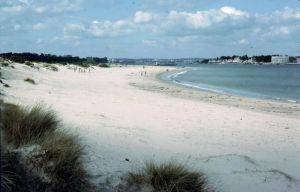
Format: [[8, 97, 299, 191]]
[[1, 63, 300, 192]]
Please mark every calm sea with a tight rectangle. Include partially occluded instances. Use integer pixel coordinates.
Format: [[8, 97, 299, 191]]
[[164, 64, 300, 102]]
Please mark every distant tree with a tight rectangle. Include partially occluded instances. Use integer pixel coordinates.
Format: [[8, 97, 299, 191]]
[[0, 52, 108, 65], [240, 55, 249, 61]]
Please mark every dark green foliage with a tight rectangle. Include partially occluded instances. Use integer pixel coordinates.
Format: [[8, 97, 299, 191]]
[[99, 63, 110, 68], [1, 62, 9, 67], [44, 64, 58, 71], [3, 104, 60, 146], [78, 62, 90, 68], [0, 52, 108, 64], [24, 61, 34, 67], [24, 78, 36, 85], [127, 161, 207, 192]]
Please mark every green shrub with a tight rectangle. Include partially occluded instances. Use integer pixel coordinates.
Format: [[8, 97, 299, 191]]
[[127, 161, 207, 192], [1, 62, 9, 67], [43, 64, 58, 71], [25, 61, 34, 67], [24, 78, 36, 85], [3, 104, 60, 146], [3, 84, 10, 87], [99, 63, 109, 68]]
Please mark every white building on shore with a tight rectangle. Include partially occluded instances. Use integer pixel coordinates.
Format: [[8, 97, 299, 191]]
[[271, 55, 289, 64]]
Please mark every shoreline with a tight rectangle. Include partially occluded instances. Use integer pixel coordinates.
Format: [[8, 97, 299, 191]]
[[128, 66, 300, 118], [161, 68, 299, 104]]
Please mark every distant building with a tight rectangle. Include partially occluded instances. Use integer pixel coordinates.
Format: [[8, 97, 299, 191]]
[[297, 57, 300, 64], [271, 55, 289, 64], [289, 56, 297, 63]]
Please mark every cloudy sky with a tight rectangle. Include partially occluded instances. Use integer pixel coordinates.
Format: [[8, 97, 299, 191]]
[[1, 0, 300, 58]]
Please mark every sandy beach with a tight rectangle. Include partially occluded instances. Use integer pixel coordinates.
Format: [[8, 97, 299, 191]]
[[1, 63, 300, 192]]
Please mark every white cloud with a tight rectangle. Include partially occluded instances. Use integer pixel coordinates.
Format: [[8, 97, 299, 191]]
[[221, 6, 249, 17], [238, 38, 249, 45], [177, 35, 199, 43], [18, 0, 31, 6], [64, 7, 251, 39], [64, 23, 85, 31], [166, 6, 249, 29], [278, 26, 290, 35], [142, 39, 157, 46], [34, 6, 48, 13], [87, 20, 133, 37], [32, 23, 46, 30], [134, 11, 154, 23], [52, 0, 82, 13], [256, 7, 300, 22], [1, 5, 24, 12], [14, 24, 22, 31]]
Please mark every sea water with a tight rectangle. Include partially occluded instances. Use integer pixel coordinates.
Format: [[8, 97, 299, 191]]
[[164, 64, 300, 102]]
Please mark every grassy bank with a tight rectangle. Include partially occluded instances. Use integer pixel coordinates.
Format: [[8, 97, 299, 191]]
[[0, 103, 92, 192]]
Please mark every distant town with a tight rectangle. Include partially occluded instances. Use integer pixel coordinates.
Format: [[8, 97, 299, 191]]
[[111, 55, 300, 66]]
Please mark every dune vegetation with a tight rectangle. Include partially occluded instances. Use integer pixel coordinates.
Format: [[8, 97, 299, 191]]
[[24, 78, 36, 85], [0, 103, 92, 192], [0, 102, 210, 192], [127, 161, 208, 192]]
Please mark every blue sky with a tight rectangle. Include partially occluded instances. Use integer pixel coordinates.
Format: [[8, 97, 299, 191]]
[[1, 0, 300, 58]]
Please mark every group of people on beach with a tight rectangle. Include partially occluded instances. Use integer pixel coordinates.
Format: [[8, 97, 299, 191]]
[[74, 67, 91, 73], [141, 71, 147, 76]]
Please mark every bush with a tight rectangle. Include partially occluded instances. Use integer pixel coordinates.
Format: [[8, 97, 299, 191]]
[[25, 61, 34, 67], [43, 64, 58, 71], [3, 104, 60, 146], [99, 63, 109, 68], [1, 62, 9, 67], [24, 78, 36, 85], [127, 161, 207, 192]]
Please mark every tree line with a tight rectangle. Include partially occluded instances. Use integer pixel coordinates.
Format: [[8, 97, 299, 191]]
[[0, 52, 108, 64], [218, 55, 273, 62]]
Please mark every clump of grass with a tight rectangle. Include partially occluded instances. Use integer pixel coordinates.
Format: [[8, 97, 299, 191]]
[[24, 78, 36, 85], [1, 103, 92, 192], [37, 131, 91, 192], [127, 161, 207, 192], [1, 62, 9, 67], [25, 61, 34, 67], [44, 64, 58, 71], [3, 104, 60, 146], [1, 151, 15, 192], [1, 129, 15, 192]]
